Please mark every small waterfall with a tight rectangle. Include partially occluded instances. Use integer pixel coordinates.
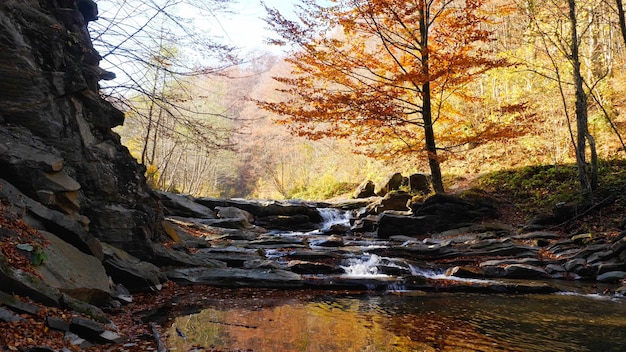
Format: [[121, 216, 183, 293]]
[[317, 208, 351, 230], [409, 265, 500, 284], [408, 266, 447, 279], [341, 254, 389, 277]]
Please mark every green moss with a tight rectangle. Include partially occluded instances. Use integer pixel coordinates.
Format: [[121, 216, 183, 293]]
[[475, 159, 626, 215]]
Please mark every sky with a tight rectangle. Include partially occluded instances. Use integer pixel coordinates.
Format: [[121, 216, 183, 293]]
[[194, 0, 299, 54], [93, 0, 300, 87]]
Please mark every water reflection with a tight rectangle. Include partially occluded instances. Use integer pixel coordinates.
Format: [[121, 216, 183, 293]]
[[167, 292, 626, 352]]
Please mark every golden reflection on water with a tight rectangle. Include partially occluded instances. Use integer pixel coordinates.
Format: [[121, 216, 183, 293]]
[[166, 292, 626, 351], [167, 295, 521, 352]]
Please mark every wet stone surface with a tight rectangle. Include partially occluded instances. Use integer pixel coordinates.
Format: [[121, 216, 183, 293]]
[[157, 194, 626, 296]]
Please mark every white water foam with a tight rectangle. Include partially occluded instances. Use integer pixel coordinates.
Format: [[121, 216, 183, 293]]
[[556, 291, 624, 301], [340, 254, 390, 278], [317, 208, 351, 230], [408, 265, 500, 284]]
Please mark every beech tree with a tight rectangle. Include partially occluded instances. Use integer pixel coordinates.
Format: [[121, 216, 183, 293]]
[[259, 0, 513, 193]]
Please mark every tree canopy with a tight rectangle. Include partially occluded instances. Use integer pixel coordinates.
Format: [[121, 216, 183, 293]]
[[258, 0, 518, 193]]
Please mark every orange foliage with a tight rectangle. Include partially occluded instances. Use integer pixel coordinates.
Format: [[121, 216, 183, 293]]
[[259, 0, 518, 168], [0, 203, 49, 277]]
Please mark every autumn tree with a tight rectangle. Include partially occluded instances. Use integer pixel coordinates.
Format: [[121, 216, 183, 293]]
[[259, 0, 514, 193]]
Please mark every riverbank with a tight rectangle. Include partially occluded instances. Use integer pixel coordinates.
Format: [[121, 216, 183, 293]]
[[3, 184, 626, 351]]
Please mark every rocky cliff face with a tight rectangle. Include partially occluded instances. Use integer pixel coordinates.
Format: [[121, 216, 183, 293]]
[[0, 0, 162, 260]]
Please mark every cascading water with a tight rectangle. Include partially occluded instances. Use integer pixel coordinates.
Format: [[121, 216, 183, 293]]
[[408, 265, 501, 284], [340, 253, 387, 277], [316, 207, 351, 230]]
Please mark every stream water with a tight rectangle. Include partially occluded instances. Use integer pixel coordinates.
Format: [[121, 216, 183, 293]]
[[166, 208, 626, 351], [167, 291, 626, 351]]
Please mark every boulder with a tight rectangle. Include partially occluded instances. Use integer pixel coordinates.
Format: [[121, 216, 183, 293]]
[[376, 172, 404, 196], [586, 250, 614, 264], [611, 237, 626, 257], [352, 215, 379, 233], [479, 258, 543, 267], [322, 223, 351, 236], [373, 192, 500, 238], [411, 192, 499, 224], [353, 180, 376, 198], [469, 240, 536, 257], [287, 260, 342, 274], [545, 264, 567, 275], [34, 231, 111, 305], [571, 233, 593, 244], [215, 206, 255, 224], [69, 316, 106, 342], [380, 191, 412, 211], [564, 258, 587, 272], [101, 243, 166, 292], [255, 214, 318, 231], [594, 261, 626, 275], [196, 217, 254, 230], [377, 213, 439, 239], [331, 198, 378, 210], [409, 173, 431, 194]]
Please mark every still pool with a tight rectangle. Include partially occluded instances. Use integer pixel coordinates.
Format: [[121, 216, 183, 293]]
[[167, 291, 626, 351]]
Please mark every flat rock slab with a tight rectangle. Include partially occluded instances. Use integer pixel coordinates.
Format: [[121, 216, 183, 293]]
[[513, 231, 562, 240], [596, 271, 626, 283], [198, 246, 263, 267], [404, 278, 559, 294], [288, 260, 343, 274], [156, 191, 215, 218], [70, 316, 105, 341], [0, 307, 24, 322], [101, 243, 165, 293], [0, 291, 40, 315], [166, 268, 304, 288], [285, 249, 343, 260], [35, 231, 111, 305]]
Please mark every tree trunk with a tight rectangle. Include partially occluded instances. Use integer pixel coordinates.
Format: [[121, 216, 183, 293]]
[[568, 0, 596, 193], [617, 0, 626, 47], [419, 0, 444, 194], [422, 82, 444, 194]]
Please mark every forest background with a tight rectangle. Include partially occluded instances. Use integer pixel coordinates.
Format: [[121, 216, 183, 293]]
[[90, 0, 626, 203]]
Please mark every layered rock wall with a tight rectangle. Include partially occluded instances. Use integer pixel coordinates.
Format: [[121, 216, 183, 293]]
[[0, 0, 162, 259]]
